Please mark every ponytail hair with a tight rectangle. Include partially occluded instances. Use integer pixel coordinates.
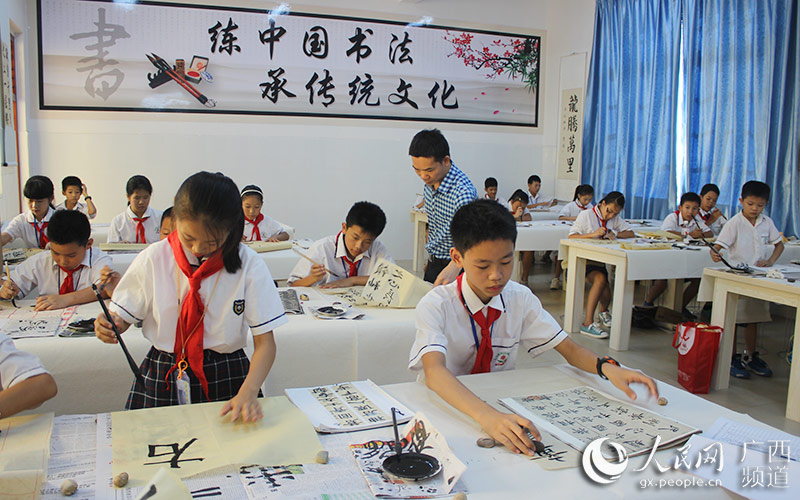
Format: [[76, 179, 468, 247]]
[[173, 172, 244, 273]]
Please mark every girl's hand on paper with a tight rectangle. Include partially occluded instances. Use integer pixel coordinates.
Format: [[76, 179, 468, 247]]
[[477, 408, 540, 456], [221, 388, 263, 422]]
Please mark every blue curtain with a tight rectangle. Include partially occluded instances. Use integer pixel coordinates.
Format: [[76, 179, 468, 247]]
[[582, 0, 682, 219], [684, 0, 800, 237]]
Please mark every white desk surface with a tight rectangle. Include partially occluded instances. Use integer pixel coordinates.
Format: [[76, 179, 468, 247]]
[[12, 287, 416, 416]]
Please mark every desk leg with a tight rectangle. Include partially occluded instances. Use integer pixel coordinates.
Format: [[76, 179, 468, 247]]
[[710, 286, 738, 391], [413, 220, 424, 273], [564, 252, 585, 334], [662, 279, 682, 310], [609, 265, 634, 351], [513, 250, 521, 282], [786, 309, 800, 422]]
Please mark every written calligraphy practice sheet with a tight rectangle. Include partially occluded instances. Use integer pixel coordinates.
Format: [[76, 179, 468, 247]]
[[360, 259, 432, 308], [0, 305, 76, 339], [500, 386, 700, 457], [111, 397, 323, 484], [350, 412, 466, 498], [286, 380, 413, 433]]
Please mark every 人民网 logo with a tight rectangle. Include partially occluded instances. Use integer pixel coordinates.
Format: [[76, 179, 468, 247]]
[[582, 438, 629, 484], [233, 299, 245, 315]]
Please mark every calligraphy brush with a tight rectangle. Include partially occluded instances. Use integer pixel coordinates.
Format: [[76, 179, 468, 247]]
[[3, 260, 17, 308], [146, 54, 216, 108], [92, 283, 145, 386], [692, 215, 750, 273]]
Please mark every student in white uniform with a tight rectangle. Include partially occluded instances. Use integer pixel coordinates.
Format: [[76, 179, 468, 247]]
[[551, 184, 595, 290], [0, 176, 57, 249], [95, 172, 287, 420], [240, 185, 289, 242], [1, 211, 117, 310], [107, 175, 162, 244], [698, 183, 726, 236], [643, 192, 712, 316], [409, 200, 658, 455], [159, 207, 174, 240], [507, 189, 534, 284], [569, 191, 636, 338], [711, 180, 784, 379], [55, 176, 97, 220], [483, 177, 502, 203], [526, 174, 557, 209], [0, 333, 58, 418], [288, 201, 393, 288]]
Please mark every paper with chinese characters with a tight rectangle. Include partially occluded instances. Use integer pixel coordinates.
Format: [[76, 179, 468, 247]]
[[0, 307, 76, 338], [285, 380, 413, 433], [500, 386, 699, 457], [350, 412, 466, 498], [133, 467, 192, 500], [360, 259, 432, 308], [111, 396, 323, 482]]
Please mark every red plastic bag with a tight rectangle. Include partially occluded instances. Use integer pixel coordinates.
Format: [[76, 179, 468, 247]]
[[672, 322, 723, 394]]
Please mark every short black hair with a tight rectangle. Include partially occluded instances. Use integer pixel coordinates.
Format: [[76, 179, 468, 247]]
[[345, 201, 387, 237], [126, 175, 153, 196], [508, 189, 529, 203], [61, 176, 82, 191], [680, 192, 701, 206], [240, 184, 264, 202], [408, 129, 450, 163], [485, 177, 498, 189], [173, 172, 244, 273], [741, 180, 770, 201], [23, 176, 54, 200], [527, 175, 541, 185], [452, 199, 517, 254], [700, 183, 719, 196], [600, 191, 626, 209], [47, 210, 90, 246], [161, 206, 173, 227], [573, 184, 594, 200]]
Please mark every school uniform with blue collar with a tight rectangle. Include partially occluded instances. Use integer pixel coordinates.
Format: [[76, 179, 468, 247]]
[[2, 207, 56, 249], [9, 246, 111, 297], [409, 276, 566, 376]]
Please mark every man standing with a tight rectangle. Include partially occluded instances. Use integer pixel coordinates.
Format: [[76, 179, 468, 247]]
[[409, 129, 477, 284]]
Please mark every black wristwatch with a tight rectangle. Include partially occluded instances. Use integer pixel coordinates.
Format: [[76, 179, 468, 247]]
[[596, 356, 619, 380], [84, 196, 92, 201]]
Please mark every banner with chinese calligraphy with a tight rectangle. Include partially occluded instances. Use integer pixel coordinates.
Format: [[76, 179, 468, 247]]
[[557, 87, 584, 181], [37, 0, 541, 126]]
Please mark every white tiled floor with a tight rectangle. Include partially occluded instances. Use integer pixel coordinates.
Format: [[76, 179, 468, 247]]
[[401, 258, 799, 435]]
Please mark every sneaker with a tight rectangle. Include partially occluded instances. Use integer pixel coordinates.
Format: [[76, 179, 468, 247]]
[[580, 322, 609, 339], [598, 311, 612, 328], [730, 354, 750, 379], [550, 277, 561, 290], [742, 352, 773, 377]]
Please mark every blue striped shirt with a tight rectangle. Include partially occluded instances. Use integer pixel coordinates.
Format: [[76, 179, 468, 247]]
[[423, 163, 478, 259]]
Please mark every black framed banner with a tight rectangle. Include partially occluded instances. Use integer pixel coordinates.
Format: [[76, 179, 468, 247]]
[[37, 0, 542, 126]]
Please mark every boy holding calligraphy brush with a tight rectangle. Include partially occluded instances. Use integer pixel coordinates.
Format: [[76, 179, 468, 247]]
[[409, 200, 658, 456], [288, 201, 393, 288]]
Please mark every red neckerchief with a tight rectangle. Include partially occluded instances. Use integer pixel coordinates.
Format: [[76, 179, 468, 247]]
[[32, 220, 49, 249], [58, 265, 82, 294], [336, 231, 361, 277], [593, 206, 607, 229], [576, 201, 589, 210], [166, 231, 224, 398], [132, 214, 149, 243], [456, 275, 502, 374], [245, 214, 264, 241], [699, 209, 710, 222]]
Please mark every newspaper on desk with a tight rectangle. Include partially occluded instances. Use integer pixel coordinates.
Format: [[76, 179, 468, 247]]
[[350, 412, 466, 498], [285, 380, 413, 433], [322, 259, 432, 309], [500, 386, 700, 458], [0, 306, 76, 339], [278, 289, 303, 315]]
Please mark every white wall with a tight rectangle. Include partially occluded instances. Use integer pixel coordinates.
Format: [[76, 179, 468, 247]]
[[15, 0, 596, 260]]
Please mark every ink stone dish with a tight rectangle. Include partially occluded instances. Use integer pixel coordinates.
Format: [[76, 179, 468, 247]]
[[382, 407, 442, 482], [315, 306, 347, 318]]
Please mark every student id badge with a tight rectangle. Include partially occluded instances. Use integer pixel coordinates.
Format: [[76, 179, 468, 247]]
[[176, 360, 192, 405]]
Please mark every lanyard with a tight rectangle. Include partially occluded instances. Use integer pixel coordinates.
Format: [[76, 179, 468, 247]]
[[335, 232, 361, 276], [32, 220, 46, 247], [593, 206, 607, 229], [174, 260, 223, 361], [457, 276, 505, 349]]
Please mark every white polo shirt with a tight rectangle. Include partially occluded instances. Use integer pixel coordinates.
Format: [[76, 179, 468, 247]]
[[506, 201, 530, 217], [243, 215, 284, 242], [10, 246, 112, 297], [569, 205, 632, 236], [287, 232, 393, 286], [484, 193, 504, 204], [109, 239, 288, 353], [409, 278, 566, 376], [0, 333, 49, 390], [528, 192, 553, 207], [660, 212, 711, 236], [107, 206, 162, 244], [55, 200, 96, 220], [715, 212, 782, 267], [559, 200, 593, 219], [2, 208, 56, 248], [698, 208, 726, 236]]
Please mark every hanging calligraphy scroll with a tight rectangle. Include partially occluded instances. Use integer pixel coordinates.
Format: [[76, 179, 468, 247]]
[[37, 0, 541, 126]]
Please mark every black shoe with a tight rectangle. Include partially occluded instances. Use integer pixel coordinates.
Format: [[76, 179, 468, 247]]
[[742, 352, 773, 377]]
